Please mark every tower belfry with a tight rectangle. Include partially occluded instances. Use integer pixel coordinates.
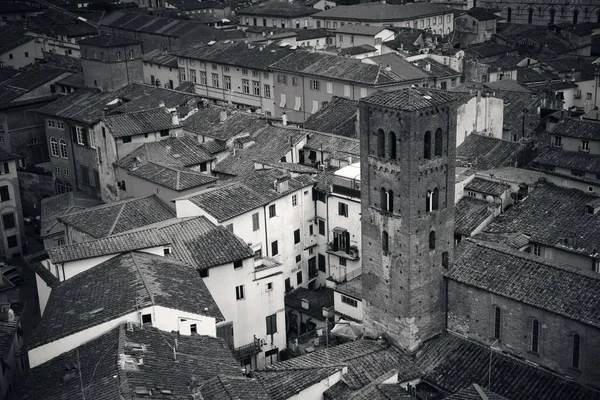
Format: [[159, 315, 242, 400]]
[[359, 88, 457, 351]]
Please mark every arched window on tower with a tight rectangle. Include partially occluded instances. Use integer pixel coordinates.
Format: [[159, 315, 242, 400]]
[[432, 187, 439, 210], [429, 230, 436, 250], [572, 334, 581, 369], [388, 190, 394, 212], [531, 319, 540, 353], [382, 230, 389, 255], [380, 188, 393, 213], [573, 9, 579, 24], [129, 50, 135, 59], [377, 129, 385, 158], [507, 7, 512, 23], [116, 51, 122, 61], [528, 8, 533, 23], [424, 131, 431, 160], [550, 9, 556, 24], [434, 128, 442, 157], [389, 131, 397, 159], [380, 187, 387, 211], [426, 190, 432, 212]]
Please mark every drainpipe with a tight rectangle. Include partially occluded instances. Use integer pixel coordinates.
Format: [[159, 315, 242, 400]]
[[263, 205, 268, 257]]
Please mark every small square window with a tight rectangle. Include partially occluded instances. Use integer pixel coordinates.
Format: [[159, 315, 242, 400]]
[[266, 282, 273, 291], [190, 324, 197, 334], [142, 314, 152, 324], [234, 260, 243, 269], [295, 254, 301, 263], [200, 269, 209, 278]]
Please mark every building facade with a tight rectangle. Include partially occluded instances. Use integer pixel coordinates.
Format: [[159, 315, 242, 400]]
[[481, 0, 600, 25], [0, 152, 24, 260]]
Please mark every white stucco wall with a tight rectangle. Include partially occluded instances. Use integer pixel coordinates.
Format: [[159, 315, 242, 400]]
[[333, 290, 363, 322]]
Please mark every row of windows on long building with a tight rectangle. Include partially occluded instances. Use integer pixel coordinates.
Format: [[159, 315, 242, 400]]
[[493, 307, 582, 370], [375, 129, 443, 160]]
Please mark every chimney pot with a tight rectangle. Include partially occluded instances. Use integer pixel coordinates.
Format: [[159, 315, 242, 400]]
[[220, 110, 227, 122], [171, 112, 179, 125], [282, 113, 288, 126], [159, 101, 165, 108], [301, 298, 309, 310]]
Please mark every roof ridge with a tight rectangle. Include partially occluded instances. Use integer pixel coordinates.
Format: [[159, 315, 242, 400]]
[[105, 106, 168, 118], [463, 238, 600, 280], [130, 252, 156, 307], [107, 202, 127, 236]]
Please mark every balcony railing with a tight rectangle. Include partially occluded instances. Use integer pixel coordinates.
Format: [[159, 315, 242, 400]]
[[234, 338, 262, 360], [327, 242, 359, 261]]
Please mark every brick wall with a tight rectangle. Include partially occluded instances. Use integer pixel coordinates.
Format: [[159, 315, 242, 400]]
[[448, 279, 600, 386], [359, 98, 457, 351]]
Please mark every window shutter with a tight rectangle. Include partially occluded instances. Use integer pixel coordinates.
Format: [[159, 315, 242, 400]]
[[71, 126, 77, 143], [82, 129, 89, 146]]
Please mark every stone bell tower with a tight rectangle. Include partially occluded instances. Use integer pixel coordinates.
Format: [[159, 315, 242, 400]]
[[359, 88, 457, 351]]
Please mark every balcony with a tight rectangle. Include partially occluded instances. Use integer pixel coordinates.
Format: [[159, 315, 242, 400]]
[[326, 242, 359, 261], [234, 338, 262, 361], [331, 175, 361, 198]]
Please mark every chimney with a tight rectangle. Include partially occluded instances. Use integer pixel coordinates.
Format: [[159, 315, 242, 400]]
[[0, 304, 14, 322], [301, 298, 309, 310], [425, 63, 431, 72], [381, 0, 386, 3], [282, 113, 288, 126], [220, 110, 227, 122], [159, 101, 165, 108], [171, 112, 179, 125], [166, 145, 171, 154], [385, 64, 391, 71]]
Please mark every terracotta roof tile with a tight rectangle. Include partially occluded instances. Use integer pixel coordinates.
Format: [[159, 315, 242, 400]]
[[40, 191, 102, 238], [415, 332, 600, 400], [254, 367, 340, 400], [551, 118, 600, 140], [58, 195, 175, 239], [237, 0, 318, 18], [464, 177, 510, 197], [534, 147, 600, 175], [313, 2, 456, 22], [200, 375, 270, 399], [48, 230, 171, 264], [362, 87, 462, 111], [449, 239, 600, 328], [484, 183, 600, 255], [454, 196, 494, 236], [456, 134, 527, 170], [30, 252, 223, 348], [103, 107, 178, 138], [128, 163, 217, 191]]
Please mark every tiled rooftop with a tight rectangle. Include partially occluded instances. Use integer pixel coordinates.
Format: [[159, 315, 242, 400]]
[[187, 169, 314, 221], [200, 375, 270, 399], [484, 183, 600, 255], [454, 196, 494, 236], [464, 177, 510, 197], [126, 216, 255, 271], [0, 26, 35, 55], [103, 107, 178, 138], [550, 118, 600, 140], [254, 367, 341, 400], [270, 51, 401, 86], [303, 97, 358, 138], [285, 287, 334, 320], [415, 332, 600, 400], [15, 324, 242, 400], [116, 135, 215, 170], [362, 87, 461, 111], [535, 147, 600, 176], [212, 125, 308, 177], [304, 131, 360, 157], [444, 385, 509, 400], [456, 134, 527, 170], [30, 251, 223, 348], [78, 34, 141, 47], [129, 163, 218, 191], [450, 239, 600, 328], [58, 195, 175, 239], [40, 191, 102, 238], [237, 0, 318, 17], [313, 2, 456, 21], [47, 229, 170, 264], [177, 41, 295, 71], [367, 53, 430, 81], [335, 24, 388, 36]]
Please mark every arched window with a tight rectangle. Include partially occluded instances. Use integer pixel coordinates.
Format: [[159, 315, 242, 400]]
[[550, 9, 556, 24], [494, 306, 501, 340], [528, 8, 533, 23], [434, 128, 443, 157], [432, 187, 439, 210], [59, 139, 68, 159], [572, 334, 581, 369], [50, 137, 59, 157], [56, 180, 64, 194], [389, 131, 397, 159], [129, 50, 134, 59], [429, 230, 436, 250], [382, 230, 389, 255], [507, 7, 512, 23], [531, 319, 540, 353], [65, 182, 72, 193], [424, 131, 431, 160], [92, 51, 97, 60], [377, 129, 385, 158], [380, 187, 387, 211], [573, 9, 579, 24], [388, 190, 394, 213], [116, 51, 122, 61], [426, 190, 432, 212]]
